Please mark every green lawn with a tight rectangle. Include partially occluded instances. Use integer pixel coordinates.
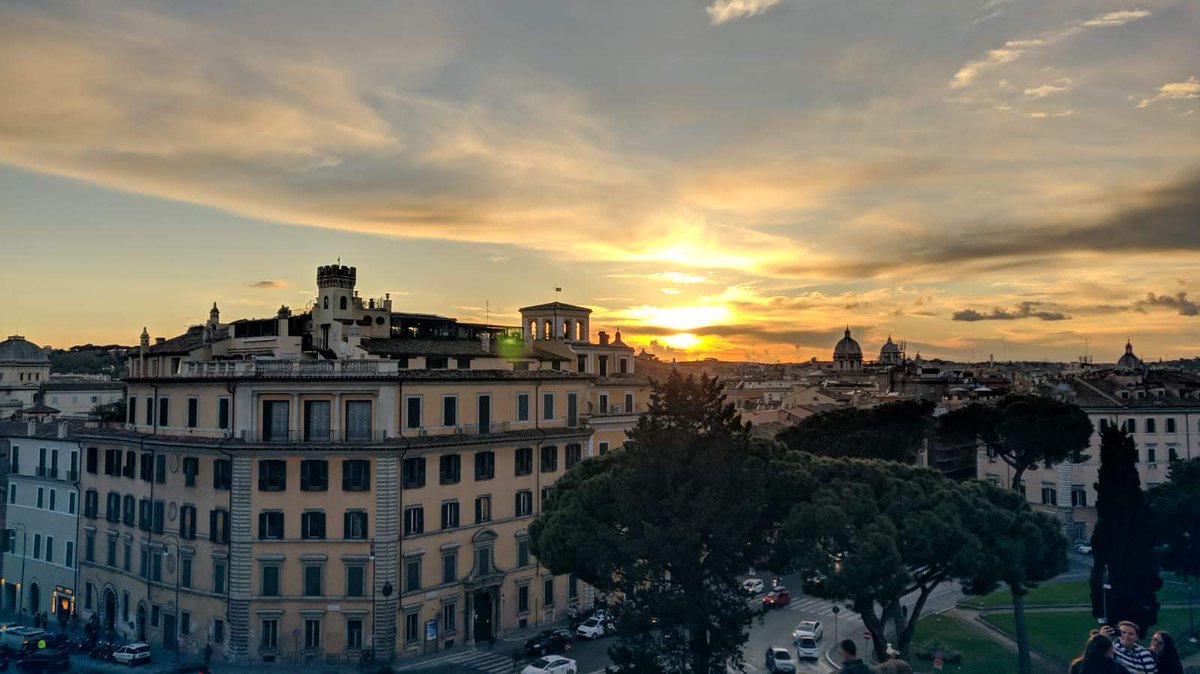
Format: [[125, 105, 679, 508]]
[[982, 608, 1200, 665], [959, 575, 1199, 609], [907, 613, 1059, 674]]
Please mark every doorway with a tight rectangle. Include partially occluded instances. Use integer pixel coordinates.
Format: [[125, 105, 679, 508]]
[[473, 590, 493, 643], [103, 590, 116, 632], [136, 603, 147, 642], [163, 613, 177, 650], [28, 583, 39, 616]]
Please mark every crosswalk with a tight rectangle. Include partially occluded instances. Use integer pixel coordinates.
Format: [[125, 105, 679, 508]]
[[397, 647, 518, 674], [785, 596, 843, 619]]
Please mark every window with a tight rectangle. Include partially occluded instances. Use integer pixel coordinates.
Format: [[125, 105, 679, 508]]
[[158, 397, 170, 427], [183, 457, 199, 487], [517, 394, 530, 422], [37, 487, 44, 509], [33, 534, 41, 560], [304, 619, 321, 650], [123, 495, 135, 526], [85, 531, 95, 563], [8, 446, 16, 474], [304, 400, 332, 442], [86, 447, 97, 474], [567, 392, 577, 426], [145, 397, 154, 426], [405, 396, 422, 429], [568, 574, 578, 599], [440, 454, 461, 485], [140, 452, 153, 482], [1147, 447, 1157, 464], [6, 484, 13, 505], [1147, 418, 1157, 433], [126, 450, 138, 478], [181, 557, 192, 589], [123, 541, 131, 571], [404, 506, 424, 536], [214, 459, 232, 490], [478, 395, 491, 434], [625, 393, 634, 413], [405, 558, 421, 592], [1040, 485, 1057, 506], [153, 500, 165, 533], [515, 447, 533, 476], [261, 620, 278, 650], [404, 613, 419, 644], [210, 509, 230, 543], [181, 611, 191, 636], [304, 565, 323, 597], [541, 487, 553, 508], [475, 451, 495, 481], [150, 547, 163, 581], [138, 498, 151, 530], [1169, 446, 1179, 462], [543, 577, 555, 607], [443, 603, 457, 635], [518, 585, 530, 613], [565, 444, 582, 470], [213, 619, 223, 644], [344, 510, 369, 540], [180, 505, 197, 539], [577, 355, 587, 373], [402, 457, 426, 488], [475, 495, 491, 523], [428, 357, 448, 369], [1126, 418, 1137, 434], [1100, 418, 1110, 431], [599, 393, 608, 413], [515, 490, 533, 517], [258, 511, 284, 540], [441, 500, 460, 529], [345, 400, 373, 442], [218, 398, 230, 430], [301, 511, 326, 539], [258, 460, 287, 491], [261, 565, 280, 597], [541, 445, 558, 472], [442, 396, 458, 427], [45, 536, 54, 564], [543, 393, 555, 420], [103, 449, 118, 476], [342, 460, 371, 491], [1167, 418, 1177, 433], [456, 357, 471, 369], [301, 459, 329, 491], [106, 537, 117, 567], [262, 400, 289, 442], [598, 441, 609, 456], [442, 551, 457, 584], [127, 398, 136, 424], [186, 398, 198, 429], [1071, 486, 1088, 508], [346, 565, 366, 597], [517, 539, 530, 567], [347, 619, 363, 651]]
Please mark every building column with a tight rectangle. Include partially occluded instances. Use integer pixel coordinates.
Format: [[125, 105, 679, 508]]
[[374, 456, 399, 660], [227, 455, 254, 663]]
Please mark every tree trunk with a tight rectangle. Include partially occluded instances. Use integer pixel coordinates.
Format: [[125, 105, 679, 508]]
[[1012, 583, 1032, 674], [1010, 465, 1026, 492], [896, 581, 938, 659], [860, 607, 890, 662]]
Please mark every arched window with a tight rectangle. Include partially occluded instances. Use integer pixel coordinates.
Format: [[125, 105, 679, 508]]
[[562, 321, 571, 339], [543, 320, 553, 340], [528, 320, 537, 339], [339, 296, 348, 310], [576, 321, 584, 341], [323, 296, 329, 309]]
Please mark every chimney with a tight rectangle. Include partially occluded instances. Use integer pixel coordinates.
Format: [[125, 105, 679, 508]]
[[58, 421, 69, 439], [156, 337, 166, 344], [598, 331, 609, 346], [27, 420, 36, 437], [480, 333, 492, 353]]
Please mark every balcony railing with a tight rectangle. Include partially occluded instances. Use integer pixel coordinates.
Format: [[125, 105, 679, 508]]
[[237, 429, 391, 444], [178, 360, 400, 379]]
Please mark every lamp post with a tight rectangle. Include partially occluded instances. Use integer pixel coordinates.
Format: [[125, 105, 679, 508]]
[[1101, 565, 1111, 625], [10, 523, 29, 625], [161, 535, 182, 661], [832, 605, 840, 647]]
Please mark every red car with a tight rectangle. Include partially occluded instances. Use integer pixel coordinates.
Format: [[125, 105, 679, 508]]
[[762, 588, 791, 609]]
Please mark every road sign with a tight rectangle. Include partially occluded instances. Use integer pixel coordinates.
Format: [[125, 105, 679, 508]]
[[933, 657, 944, 670], [831, 606, 840, 614], [863, 632, 871, 640]]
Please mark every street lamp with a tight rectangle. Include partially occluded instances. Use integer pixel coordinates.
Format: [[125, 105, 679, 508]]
[[832, 605, 840, 647], [9, 523, 29, 625], [1101, 565, 1111, 625]]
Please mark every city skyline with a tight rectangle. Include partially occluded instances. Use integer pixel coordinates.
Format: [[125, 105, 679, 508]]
[[2, 0, 1198, 362]]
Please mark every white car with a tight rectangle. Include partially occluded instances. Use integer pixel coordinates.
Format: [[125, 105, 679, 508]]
[[112, 643, 152, 667], [742, 578, 765, 595], [1074, 542, 1093, 555], [576, 616, 608, 639], [522, 655, 577, 674], [792, 620, 823, 642], [795, 635, 819, 660]]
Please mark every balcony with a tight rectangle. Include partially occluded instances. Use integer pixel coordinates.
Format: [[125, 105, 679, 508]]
[[35, 466, 58, 479], [178, 360, 400, 379], [237, 429, 390, 444]]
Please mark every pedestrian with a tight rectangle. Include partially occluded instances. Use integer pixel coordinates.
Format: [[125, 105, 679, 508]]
[[1148, 631, 1183, 674], [1109, 621, 1158, 674], [1070, 634, 1127, 674], [488, 633, 496, 650], [876, 659, 913, 674], [203, 642, 213, 664], [838, 639, 872, 674]]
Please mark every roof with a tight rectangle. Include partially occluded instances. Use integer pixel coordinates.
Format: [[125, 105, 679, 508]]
[[147, 326, 229, 356], [18, 402, 61, 415], [41, 381, 126, 392], [596, 373, 651, 386], [519, 301, 592, 314], [396, 369, 591, 381], [0, 335, 49, 364], [361, 338, 489, 357], [0, 419, 88, 439], [1056, 370, 1200, 409]]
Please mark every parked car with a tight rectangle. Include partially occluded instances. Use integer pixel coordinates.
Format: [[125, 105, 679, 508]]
[[88, 641, 118, 661], [792, 620, 823, 642], [762, 588, 791, 609], [795, 636, 819, 660], [42, 635, 70, 651], [16, 649, 69, 674], [742, 578, 764, 596], [112, 643, 152, 667], [521, 655, 577, 674], [575, 617, 608, 640], [1074, 542, 1093, 555], [765, 647, 796, 674], [524, 629, 574, 656]]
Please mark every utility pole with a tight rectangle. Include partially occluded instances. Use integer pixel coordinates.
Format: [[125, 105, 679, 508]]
[[10, 523, 29, 624]]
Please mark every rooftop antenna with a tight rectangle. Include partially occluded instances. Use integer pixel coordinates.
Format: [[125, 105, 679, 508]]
[[485, 300, 490, 325]]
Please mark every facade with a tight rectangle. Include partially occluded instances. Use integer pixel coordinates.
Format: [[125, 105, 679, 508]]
[[76, 265, 647, 665], [831, 328, 863, 372], [979, 367, 1200, 541], [42, 381, 126, 419], [0, 421, 83, 622], [1, 336, 51, 420]]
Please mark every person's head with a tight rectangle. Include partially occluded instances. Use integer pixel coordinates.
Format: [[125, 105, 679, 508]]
[[1117, 621, 1140, 648], [1071, 633, 1114, 668], [1150, 631, 1178, 659], [839, 638, 858, 659]]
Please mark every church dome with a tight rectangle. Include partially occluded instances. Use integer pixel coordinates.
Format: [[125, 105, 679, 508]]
[[1116, 340, 1141, 369], [0, 335, 49, 364], [833, 328, 862, 358], [880, 336, 900, 356]]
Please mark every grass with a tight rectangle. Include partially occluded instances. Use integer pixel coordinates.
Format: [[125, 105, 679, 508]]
[[908, 613, 1058, 674], [958, 575, 1199, 609], [982, 608, 1200, 664]]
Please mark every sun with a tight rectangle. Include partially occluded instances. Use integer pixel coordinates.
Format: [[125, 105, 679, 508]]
[[661, 333, 702, 350]]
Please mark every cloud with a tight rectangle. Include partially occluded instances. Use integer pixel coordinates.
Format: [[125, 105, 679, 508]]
[[706, 0, 782, 25], [1024, 79, 1072, 99], [952, 302, 1071, 322], [1138, 292, 1200, 316], [951, 9, 1152, 88], [250, 280, 287, 288], [1138, 76, 1200, 108]]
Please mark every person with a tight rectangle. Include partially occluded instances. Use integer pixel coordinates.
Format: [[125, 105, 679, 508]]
[[203, 642, 213, 664], [1109, 621, 1158, 674], [839, 639, 872, 674], [1149, 631, 1183, 674], [876, 659, 913, 674], [1069, 634, 1128, 674]]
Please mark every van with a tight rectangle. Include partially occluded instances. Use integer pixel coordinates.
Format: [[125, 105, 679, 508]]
[[1, 628, 45, 653]]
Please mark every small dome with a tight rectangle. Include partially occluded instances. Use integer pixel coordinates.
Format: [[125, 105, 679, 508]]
[[833, 328, 862, 358], [880, 336, 901, 355], [0, 335, 49, 364], [1117, 340, 1141, 369]]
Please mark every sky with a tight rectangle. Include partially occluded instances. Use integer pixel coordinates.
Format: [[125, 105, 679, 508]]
[[1, 0, 1198, 363]]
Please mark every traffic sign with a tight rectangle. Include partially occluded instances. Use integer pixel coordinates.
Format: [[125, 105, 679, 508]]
[[863, 632, 871, 640]]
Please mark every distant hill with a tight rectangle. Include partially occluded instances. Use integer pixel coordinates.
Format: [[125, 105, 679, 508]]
[[49, 344, 132, 377]]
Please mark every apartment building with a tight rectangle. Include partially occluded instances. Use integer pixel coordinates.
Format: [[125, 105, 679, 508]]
[[0, 421, 83, 622], [77, 264, 646, 665]]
